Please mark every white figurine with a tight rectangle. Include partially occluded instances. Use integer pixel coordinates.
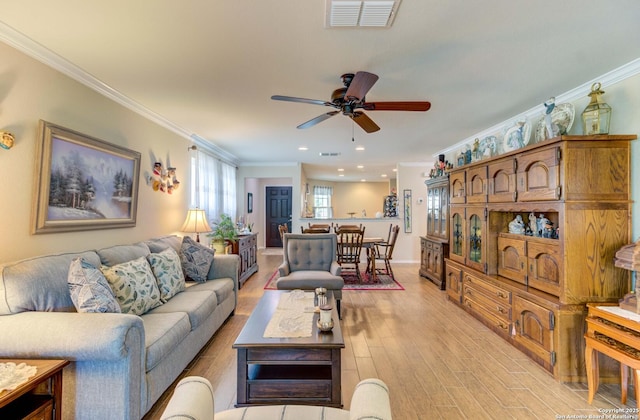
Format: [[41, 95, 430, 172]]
[[508, 215, 525, 234], [543, 97, 556, 139], [528, 212, 537, 236]]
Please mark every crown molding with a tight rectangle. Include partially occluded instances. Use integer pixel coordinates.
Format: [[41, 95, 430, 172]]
[[436, 57, 640, 157], [0, 21, 239, 165]]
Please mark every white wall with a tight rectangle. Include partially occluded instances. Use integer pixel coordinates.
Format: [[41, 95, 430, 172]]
[[0, 42, 191, 263]]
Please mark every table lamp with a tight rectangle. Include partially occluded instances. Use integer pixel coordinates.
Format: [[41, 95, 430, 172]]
[[181, 208, 212, 243]]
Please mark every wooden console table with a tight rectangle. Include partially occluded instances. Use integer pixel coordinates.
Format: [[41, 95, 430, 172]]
[[585, 304, 640, 407], [0, 359, 69, 420], [229, 233, 259, 287]]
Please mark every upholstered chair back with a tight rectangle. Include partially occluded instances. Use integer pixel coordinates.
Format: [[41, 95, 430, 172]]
[[282, 233, 338, 273]]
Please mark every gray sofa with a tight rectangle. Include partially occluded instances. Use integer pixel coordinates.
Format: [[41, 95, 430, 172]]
[[0, 235, 239, 420]]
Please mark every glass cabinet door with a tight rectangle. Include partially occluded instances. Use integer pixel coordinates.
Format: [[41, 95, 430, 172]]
[[449, 207, 465, 265], [439, 185, 448, 239], [466, 206, 486, 272], [427, 188, 434, 236]]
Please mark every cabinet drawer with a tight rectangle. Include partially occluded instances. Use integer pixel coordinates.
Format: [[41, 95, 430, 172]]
[[445, 261, 463, 303], [516, 146, 561, 201], [527, 241, 561, 296], [464, 274, 511, 306], [462, 296, 511, 333], [488, 158, 516, 203], [466, 166, 487, 203], [450, 171, 466, 203], [247, 348, 332, 362], [497, 236, 527, 284], [513, 296, 555, 367], [463, 283, 511, 321]]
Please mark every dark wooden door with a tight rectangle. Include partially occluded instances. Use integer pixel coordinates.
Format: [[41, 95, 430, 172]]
[[265, 186, 292, 247]]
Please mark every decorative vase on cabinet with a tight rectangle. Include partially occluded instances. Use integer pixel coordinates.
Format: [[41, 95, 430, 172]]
[[420, 175, 449, 289]]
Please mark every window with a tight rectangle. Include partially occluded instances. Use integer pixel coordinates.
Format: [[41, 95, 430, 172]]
[[313, 186, 333, 218], [189, 148, 237, 224]]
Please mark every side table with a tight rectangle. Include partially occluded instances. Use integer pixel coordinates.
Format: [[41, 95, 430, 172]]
[[0, 359, 69, 420]]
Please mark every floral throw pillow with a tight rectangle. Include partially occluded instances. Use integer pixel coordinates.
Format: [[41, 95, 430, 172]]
[[179, 236, 215, 283], [147, 247, 185, 302], [68, 257, 121, 313], [101, 256, 162, 315]]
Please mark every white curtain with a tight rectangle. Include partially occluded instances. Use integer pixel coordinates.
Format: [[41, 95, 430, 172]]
[[189, 149, 237, 224]]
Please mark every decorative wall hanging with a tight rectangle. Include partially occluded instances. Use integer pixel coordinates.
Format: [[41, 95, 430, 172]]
[[32, 120, 140, 234], [403, 189, 412, 233], [0, 131, 15, 150], [148, 161, 180, 194]]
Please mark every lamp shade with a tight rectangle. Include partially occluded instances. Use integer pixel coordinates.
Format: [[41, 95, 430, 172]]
[[181, 208, 212, 242]]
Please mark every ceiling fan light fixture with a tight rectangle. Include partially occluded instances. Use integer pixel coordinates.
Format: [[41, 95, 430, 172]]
[[326, 0, 400, 28]]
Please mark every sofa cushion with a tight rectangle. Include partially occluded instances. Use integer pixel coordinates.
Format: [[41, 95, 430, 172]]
[[101, 256, 162, 315], [0, 251, 101, 314], [179, 236, 215, 283], [141, 312, 191, 372], [276, 271, 344, 290], [97, 242, 150, 266], [68, 257, 121, 313], [147, 248, 185, 303], [146, 235, 183, 254], [185, 278, 235, 308], [147, 290, 217, 331]]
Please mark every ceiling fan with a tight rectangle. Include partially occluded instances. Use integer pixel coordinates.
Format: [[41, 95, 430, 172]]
[[271, 71, 431, 133]]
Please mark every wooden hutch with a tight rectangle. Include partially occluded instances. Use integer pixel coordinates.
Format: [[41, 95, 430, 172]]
[[229, 233, 259, 287], [444, 134, 635, 382], [420, 175, 449, 289]]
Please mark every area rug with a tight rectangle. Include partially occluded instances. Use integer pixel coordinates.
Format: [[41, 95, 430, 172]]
[[264, 270, 404, 291]]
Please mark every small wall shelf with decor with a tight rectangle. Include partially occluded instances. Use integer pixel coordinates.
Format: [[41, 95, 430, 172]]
[[444, 134, 636, 383]]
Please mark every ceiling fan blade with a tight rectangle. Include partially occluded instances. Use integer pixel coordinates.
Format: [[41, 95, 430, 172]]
[[297, 111, 340, 129], [271, 95, 335, 107], [351, 111, 380, 133], [362, 101, 431, 111], [345, 71, 379, 102]]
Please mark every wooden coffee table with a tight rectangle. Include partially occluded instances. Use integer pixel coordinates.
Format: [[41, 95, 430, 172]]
[[233, 290, 344, 407]]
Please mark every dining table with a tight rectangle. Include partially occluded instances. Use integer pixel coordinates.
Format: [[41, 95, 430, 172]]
[[337, 236, 383, 282]]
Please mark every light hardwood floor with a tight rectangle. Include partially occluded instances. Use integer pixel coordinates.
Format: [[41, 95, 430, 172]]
[[144, 251, 637, 419]]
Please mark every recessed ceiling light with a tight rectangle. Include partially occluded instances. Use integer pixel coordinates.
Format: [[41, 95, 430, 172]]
[[298, 146, 308, 151], [355, 146, 365, 151], [339, 174, 344, 177], [361, 179, 366, 182], [381, 174, 387, 178], [392, 168, 397, 172], [338, 168, 344, 171], [357, 165, 364, 169]]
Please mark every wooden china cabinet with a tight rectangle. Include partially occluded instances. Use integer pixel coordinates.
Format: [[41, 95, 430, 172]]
[[445, 134, 636, 382], [420, 175, 449, 289]]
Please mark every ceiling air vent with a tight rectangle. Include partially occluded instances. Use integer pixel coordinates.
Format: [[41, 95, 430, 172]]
[[326, 0, 400, 28]]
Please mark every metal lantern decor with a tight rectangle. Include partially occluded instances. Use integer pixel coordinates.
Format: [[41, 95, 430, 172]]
[[581, 82, 611, 135]]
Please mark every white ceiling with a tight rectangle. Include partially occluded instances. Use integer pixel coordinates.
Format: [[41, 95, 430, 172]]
[[1, 1, 640, 182]]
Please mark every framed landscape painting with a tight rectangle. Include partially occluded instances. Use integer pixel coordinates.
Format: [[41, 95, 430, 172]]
[[32, 120, 141, 234]]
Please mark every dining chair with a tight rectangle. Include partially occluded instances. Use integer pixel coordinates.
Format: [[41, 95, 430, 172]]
[[336, 226, 365, 280], [278, 223, 289, 240], [371, 224, 400, 279]]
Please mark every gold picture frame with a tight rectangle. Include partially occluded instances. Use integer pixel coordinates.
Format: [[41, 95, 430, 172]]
[[32, 120, 141, 234]]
